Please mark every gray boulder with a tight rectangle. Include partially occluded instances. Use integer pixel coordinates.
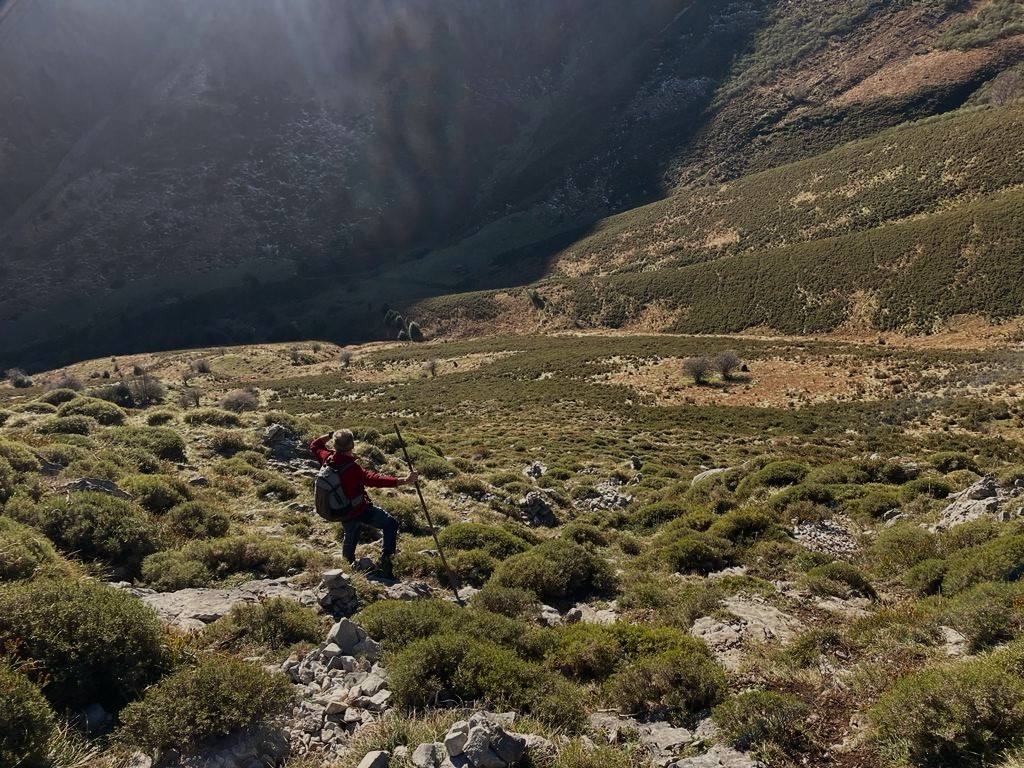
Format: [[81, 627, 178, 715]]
[[412, 742, 445, 768], [357, 751, 391, 768]]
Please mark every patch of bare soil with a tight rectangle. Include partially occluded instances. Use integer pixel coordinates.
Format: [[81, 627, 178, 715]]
[[834, 34, 1024, 107]]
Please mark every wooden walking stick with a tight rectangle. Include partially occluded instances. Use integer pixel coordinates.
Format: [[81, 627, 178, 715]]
[[394, 424, 464, 606]]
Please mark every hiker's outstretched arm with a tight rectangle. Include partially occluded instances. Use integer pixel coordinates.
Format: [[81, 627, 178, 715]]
[[309, 434, 332, 463], [361, 467, 402, 488]]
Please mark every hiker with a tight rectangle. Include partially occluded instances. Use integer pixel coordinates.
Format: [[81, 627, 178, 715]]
[[310, 429, 417, 579]]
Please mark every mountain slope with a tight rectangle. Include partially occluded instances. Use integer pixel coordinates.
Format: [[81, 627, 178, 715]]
[[3, 0, 1024, 368]]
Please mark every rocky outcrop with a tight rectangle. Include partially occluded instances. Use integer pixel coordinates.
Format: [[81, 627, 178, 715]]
[[691, 596, 801, 669], [517, 492, 557, 527], [932, 475, 1024, 531], [116, 577, 319, 631], [792, 518, 859, 557], [263, 424, 312, 462], [669, 745, 760, 768]]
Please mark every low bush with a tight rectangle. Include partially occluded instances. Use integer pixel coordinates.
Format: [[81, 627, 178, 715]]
[[256, 476, 297, 500], [122, 473, 191, 513], [714, 690, 808, 754], [184, 408, 242, 427], [547, 623, 706, 682], [24, 491, 161, 573], [447, 548, 499, 586], [606, 647, 726, 723], [663, 532, 733, 575], [737, 461, 808, 496], [388, 633, 585, 728], [146, 410, 176, 426], [870, 524, 938, 575], [447, 476, 489, 499], [210, 430, 252, 456], [39, 387, 81, 405], [201, 598, 326, 654], [57, 397, 125, 425], [942, 535, 1024, 594], [561, 521, 610, 547], [0, 517, 69, 581], [899, 476, 952, 502], [0, 579, 170, 710], [118, 655, 293, 752], [472, 584, 537, 617], [805, 562, 876, 599], [852, 489, 900, 519], [631, 500, 688, 529], [106, 425, 186, 461], [0, 662, 55, 768], [218, 389, 259, 413], [806, 462, 870, 486], [0, 439, 40, 472], [708, 508, 780, 546], [165, 500, 230, 540], [929, 451, 980, 474], [142, 536, 307, 590], [491, 540, 615, 604], [37, 415, 95, 435], [944, 582, 1024, 651], [871, 642, 1024, 767], [904, 558, 948, 596], [0, 457, 16, 503], [437, 523, 529, 560]]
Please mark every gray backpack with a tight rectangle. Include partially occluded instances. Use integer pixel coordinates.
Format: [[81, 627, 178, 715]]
[[313, 462, 365, 522]]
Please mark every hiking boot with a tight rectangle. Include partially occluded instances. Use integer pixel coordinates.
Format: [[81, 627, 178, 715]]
[[377, 556, 395, 581]]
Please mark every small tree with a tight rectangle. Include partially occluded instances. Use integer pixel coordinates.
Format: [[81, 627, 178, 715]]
[[191, 358, 211, 374], [408, 321, 424, 343], [130, 374, 166, 406], [423, 359, 438, 378], [219, 388, 258, 413], [339, 350, 353, 368], [5, 369, 32, 388], [714, 350, 742, 381], [683, 357, 713, 385]]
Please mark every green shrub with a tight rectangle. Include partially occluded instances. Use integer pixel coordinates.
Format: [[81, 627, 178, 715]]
[[561, 521, 610, 547], [122, 473, 191, 513], [39, 387, 80, 406], [708, 508, 779, 545], [146, 410, 176, 426], [0, 579, 170, 710], [201, 598, 326, 654], [57, 397, 125, 425], [737, 461, 808, 495], [0, 457, 15, 503], [899, 476, 952, 502], [437, 523, 529, 560], [210, 430, 251, 456], [871, 643, 1024, 767], [779, 628, 845, 669], [806, 462, 870, 486], [606, 647, 726, 723], [765, 483, 834, 514], [852, 489, 900, 519], [492, 540, 615, 604], [713, 690, 808, 754], [631, 500, 688, 529], [140, 551, 212, 590], [943, 535, 1024, 594], [870, 524, 938, 575], [37, 415, 95, 435], [472, 584, 537, 617], [0, 439, 41, 472], [417, 455, 455, 480], [256, 476, 297, 500], [26, 491, 161, 573], [0, 662, 55, 768], [118, 655, 293, 752], [447, 549, 499, 587], [664, 532, 733, 575], [165, 500, 230, 540], [944, 582, 1024, 651], [106, 426, 186, 461], [448, 476, 489, 499], [805, 561, 876, 599], [142, 536, 306, 589], [547, 623, 706, 682], [940, 519, 1002, 553], [184, 408, 242, 427], [388, 633, 585, 728], [904, 558, 948, 596], [0, 517, 69, 581], [929, 451, 980, 474]]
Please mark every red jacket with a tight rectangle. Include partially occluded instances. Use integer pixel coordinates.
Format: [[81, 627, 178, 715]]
[[310, 435, 399, 516]]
